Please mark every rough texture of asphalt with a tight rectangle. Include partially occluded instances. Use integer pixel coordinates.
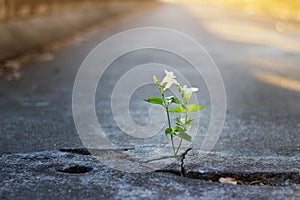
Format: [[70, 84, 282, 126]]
[[0, 2, 299, 199], [1, 150, 299, 199]]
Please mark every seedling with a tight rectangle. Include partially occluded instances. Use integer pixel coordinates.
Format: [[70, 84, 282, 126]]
[[145, 70, 204, 156]]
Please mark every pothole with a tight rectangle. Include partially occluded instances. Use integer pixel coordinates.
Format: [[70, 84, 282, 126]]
[[186, 171, 300, 186], [56, 165, 93, 174], [158, 170, 300, 186], [59, 147, 134, 155], [59, 148, 92, 155]]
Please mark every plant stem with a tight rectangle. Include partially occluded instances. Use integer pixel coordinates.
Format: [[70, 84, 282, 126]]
[[166, 105, 176, 156], [175, 138, 182, 156], [166, 107, 171, 129], [171, 135, 176, 156], [162, 93, 176, 156], [174, 102, 188, 156]]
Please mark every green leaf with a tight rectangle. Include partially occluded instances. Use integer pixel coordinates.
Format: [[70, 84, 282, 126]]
[[144, 96, 163, 106], [173, 125, 184, 133], [185, 92, 192, 102], [175, 122, 182, 127], [172, 97, 181, 104], [184, 118, 194, 126], [175, 117, 182, 123], [173, 126, 179, 132], [187, 104, 205, 112], [165, 96, 174, 104], [165, 96, 181, 105], [165, 128, 174, 135], [153, 75, 159, 84], [169, 106, 186, 113], [177, 132, 192, 142], [185, 124, 192, 131]]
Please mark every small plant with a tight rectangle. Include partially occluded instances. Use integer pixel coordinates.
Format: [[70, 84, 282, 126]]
[[145, 70, 204, 156]]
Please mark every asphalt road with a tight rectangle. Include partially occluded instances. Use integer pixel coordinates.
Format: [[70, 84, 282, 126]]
[[0, 2, 299, 158]]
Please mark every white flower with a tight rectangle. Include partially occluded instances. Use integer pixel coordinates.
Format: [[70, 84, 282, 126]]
[[182, 85, 199, 95], [161, 70, 178, 90]]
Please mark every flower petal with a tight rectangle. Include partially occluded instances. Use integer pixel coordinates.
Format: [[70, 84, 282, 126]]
[[182, 85, 199, 94], [164, 70, 176, 79], [161, 70, 178, 90]]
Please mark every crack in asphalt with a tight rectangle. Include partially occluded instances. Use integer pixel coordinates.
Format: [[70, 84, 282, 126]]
[[180, 148, 192, 177]]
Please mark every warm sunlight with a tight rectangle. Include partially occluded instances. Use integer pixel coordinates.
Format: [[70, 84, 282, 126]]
[[253, 71, 300, 92]]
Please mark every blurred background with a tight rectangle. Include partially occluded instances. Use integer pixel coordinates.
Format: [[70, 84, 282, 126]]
[[0, 0, 157, 20], [1, 0, 300, 65], [0, 0, 299, 155], [1, 0, 300, 22]]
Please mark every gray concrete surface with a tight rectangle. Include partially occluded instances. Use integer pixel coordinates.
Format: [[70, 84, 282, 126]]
[[0, 2, 299, 199], [0, 150, 299, 199]]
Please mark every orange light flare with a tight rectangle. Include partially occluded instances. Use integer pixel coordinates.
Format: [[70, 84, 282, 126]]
[[252, 71, 300, 92]]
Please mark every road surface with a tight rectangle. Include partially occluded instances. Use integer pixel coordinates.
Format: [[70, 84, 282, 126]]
[[1, 2, 299, 155], [0, 2, 299, 199]]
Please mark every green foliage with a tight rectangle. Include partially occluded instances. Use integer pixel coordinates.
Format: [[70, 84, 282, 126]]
[[169, 106, 186, 113], [188, 104, 205, 112], [165, 96, 181, 105], [145, 70, 204, 156], [165, 127, 175, 136], [144, 96, 163, 106], [185, 92, 192, 102], [153, 75, 159, 84], [177, 132, 192, 142]]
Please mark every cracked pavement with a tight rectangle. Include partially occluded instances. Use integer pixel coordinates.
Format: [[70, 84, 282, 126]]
[[0, 1, 300, 199]]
